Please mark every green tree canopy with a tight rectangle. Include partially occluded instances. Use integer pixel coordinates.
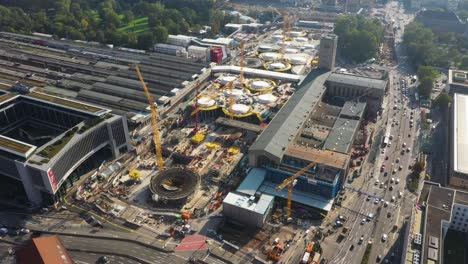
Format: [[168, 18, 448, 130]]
[[333, 15, 384, 63], [434, 93, 452, 110], [418, 77, 434, 99]]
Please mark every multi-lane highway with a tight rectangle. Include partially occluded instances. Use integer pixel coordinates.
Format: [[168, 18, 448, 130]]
[[327, 2, 420, 264]]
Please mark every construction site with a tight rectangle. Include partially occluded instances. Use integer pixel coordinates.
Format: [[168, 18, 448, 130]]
[[0, 5, 396, 262]]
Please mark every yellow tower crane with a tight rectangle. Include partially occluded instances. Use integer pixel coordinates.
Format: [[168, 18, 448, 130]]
[[228, 80, 235, 120], [275, 162, 317, 220], [135, 65, 164, 171]]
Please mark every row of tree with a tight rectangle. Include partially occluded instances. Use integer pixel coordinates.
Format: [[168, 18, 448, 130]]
[[403, 22, 468, 70], [333, 15, 384, 63], [0, 0, 230, 50]]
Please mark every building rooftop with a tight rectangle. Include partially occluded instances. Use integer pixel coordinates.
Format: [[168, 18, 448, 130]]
[[423, 183, 455, 264], [327, 72, 388, 90], [323, 117, 360, 154], [223, 192, 274, 215], [25, 92, 106, 115], [249, 70, 330, 163], [454, 189, 468, 206], [0, 93, 17, 103], [0, 135, 36, 158], [448, 69, 468, 88], [453, 93, 468, 174], [340, 101, 367, 119], [285, 144, 350, 170], [236, 168, 267, 196], [16, 235, 73, 264]]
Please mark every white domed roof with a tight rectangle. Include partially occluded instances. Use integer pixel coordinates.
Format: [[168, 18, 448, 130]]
[[220, 76, 237, 85], [272, 35, 283, 41], [304, 44, 315, 49], [231, 104, 250, 114], [262, 52, 280, 60], [224, 89, 244, 97], [258, 93, 277, 104], [295, 37, 308, 42], [251, 80, 271, 90], [270, 62, 286, 69], [258, 45, 273, 51], [285, 48, 299, 54], [291, 31, 305, 37], [197, 96, 216, 108], [290, 56, 307, 64], [278, 41, 291, 46]]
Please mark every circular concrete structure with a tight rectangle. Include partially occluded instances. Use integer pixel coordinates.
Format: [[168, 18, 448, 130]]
[[197, 96, 216, 108], [264, 60, 292, 72], [257, 93, 278, 104], [246, 79, 276, 93], [224, 89, 245, 98], [295, 37, 308, 42], [244, 58, 263, 68], [285, 48, 299, 54], [289, 56, 307, 65], [291, 31, 307, 37], [258, 45, 274, 52], [150, 168, 200, 202], [272, 35, 283, 41], [220, 76, 237, 85], [260, 52, 280, 61], [231, 104, 250, 115]]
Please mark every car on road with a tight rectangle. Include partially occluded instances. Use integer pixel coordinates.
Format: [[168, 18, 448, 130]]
[[396, 158, 400, 163], [382, 234, 388, 241], [396, 179, 400, 184], [389, 185, 393, 191], [367, 213, 374, 221], [407, 147, 411, 152], [375, 180, 380, 186], [391, 196, 396, 202], [338, 215, 347, 222], [387, 212, 392, 218], [359, 235, 364, 244], [361, 218, 366, 225], [399, 191, 403, 198], [367, 196, 371, 201], [377, 255, 382, 262], [393, 169, 397, 174], [349, 244, 354, 251], [374, 198, 380, 204], [385, 156, 389, 160], [19, 228, 29, 234], [390, 178, 395, 183], [399, 165, 403, 171], [384, 171, 388, 176], [335, 220, 343, 227], [380, 165, 385, 172], [384, 201, 389, 207], [0, 228, 8, 235], [97, 256, 110, 264]]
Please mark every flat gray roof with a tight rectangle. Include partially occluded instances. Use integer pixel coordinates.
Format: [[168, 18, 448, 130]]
[[323, 117, 360, 154], [453, 93, 468, 174], [340, 101, 367, 119], [249, 70, 330, 163], [327, 72, 387, 90]]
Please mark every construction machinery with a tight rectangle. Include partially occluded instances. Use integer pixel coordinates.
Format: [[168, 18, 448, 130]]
[[135, 65, 164, 171], [268, 241, 285, 261], [275, 162, 317, 220]]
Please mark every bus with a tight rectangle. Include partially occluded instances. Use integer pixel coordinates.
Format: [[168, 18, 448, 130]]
[[382, 136, 389, 147]]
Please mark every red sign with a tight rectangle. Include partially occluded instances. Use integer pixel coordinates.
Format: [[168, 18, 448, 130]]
[[47, 169, 57, 192]]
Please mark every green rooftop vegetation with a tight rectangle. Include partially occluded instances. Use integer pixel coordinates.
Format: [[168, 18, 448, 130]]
[[0, 93, 17, 103], [0, 83, 11, 91], [78, 116, 105, 134], [0, 136, 32, 154], [38, 127, 78, 159], [27, 92, 102, 113]]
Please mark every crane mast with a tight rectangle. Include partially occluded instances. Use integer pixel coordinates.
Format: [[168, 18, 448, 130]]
[[135, 65, 164, 171], [276, 162, 317, 219]]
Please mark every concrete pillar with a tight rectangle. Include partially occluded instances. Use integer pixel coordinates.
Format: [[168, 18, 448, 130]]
[[15, 161, 43, 206]]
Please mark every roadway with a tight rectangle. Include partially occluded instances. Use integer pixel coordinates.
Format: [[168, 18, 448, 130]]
[[59, 235, 185, 264], [327, 2, 420, 264]]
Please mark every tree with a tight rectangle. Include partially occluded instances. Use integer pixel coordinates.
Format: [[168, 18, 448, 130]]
[[434, 93, 452, 110], [153, 25, 168, 43], [333, 15, 383, 63], [122, 10, 135, 24], [418, 77, 434, 98], [461, 56, 468, 70], [417, 66, 439, 81], [412, 161, 425, 178], [137, 31, 154, 50]]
